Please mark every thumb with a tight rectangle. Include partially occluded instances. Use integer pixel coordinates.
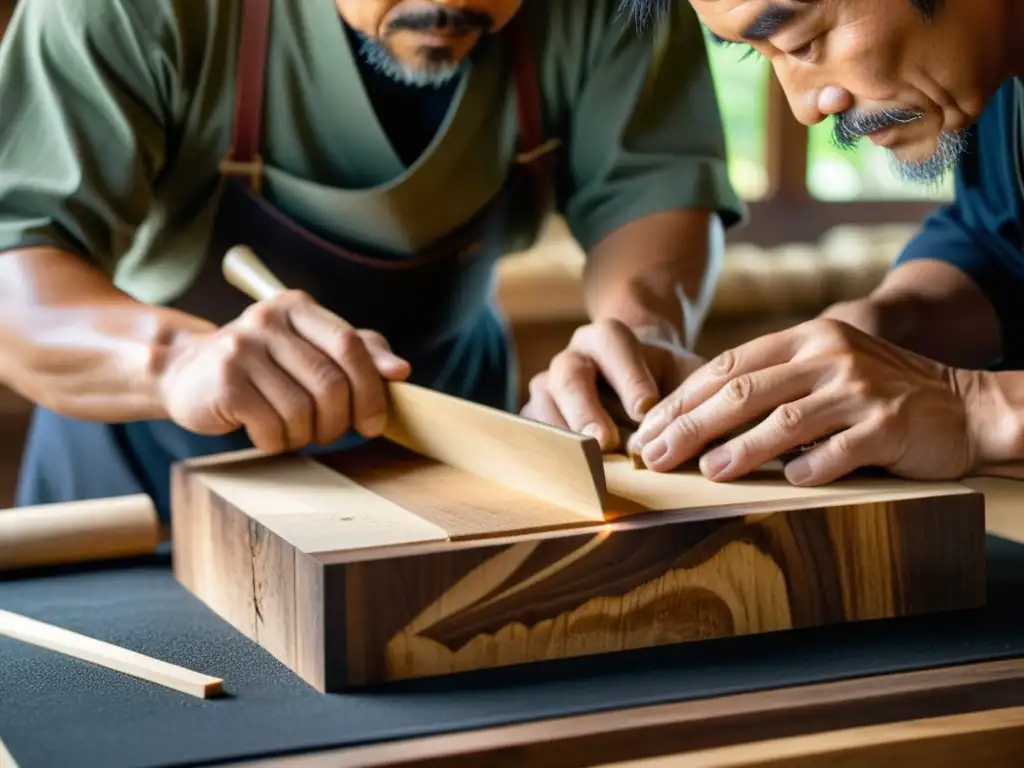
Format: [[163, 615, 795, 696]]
[[359, 330, 412, 380]]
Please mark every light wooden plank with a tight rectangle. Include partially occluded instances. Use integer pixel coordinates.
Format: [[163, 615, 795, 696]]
[[0, 736, 19, 768], [385, 381, 606, 520], [0, 609, 222, 699], [603, 454, 974, 519], [320, 442, 602, 540], [192, 457, 450, 554]]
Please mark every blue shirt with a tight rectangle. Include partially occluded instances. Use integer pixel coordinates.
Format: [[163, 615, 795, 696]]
[[896, 78, 1024, 368]]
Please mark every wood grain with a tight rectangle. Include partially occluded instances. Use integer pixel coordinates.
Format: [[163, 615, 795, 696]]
[[172, 445, 986, 690], [0, 608, 222, 699], [229, 658, 1024, 768], [601, 706, 1024, 767]]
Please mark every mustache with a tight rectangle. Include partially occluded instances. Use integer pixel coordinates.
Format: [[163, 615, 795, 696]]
[[385, 7, 493, 36], [833, 107, 924, 147]]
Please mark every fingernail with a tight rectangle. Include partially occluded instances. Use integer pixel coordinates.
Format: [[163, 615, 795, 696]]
[[700, 447, 731, 478], [386, 354, 410, 370], [581, 423, 601, 440], [785, 457, 812, 485], [364, 412, 387, 437], [642, 438, 668, 466], [632, 394, 658, 421]]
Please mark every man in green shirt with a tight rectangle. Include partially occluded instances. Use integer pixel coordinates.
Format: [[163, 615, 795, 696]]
[[0, 0, 743, 517]]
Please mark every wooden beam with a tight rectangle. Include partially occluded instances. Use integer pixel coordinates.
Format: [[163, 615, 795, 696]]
[[227, 658, 1024, 767], [600, 706, 1024, 767]]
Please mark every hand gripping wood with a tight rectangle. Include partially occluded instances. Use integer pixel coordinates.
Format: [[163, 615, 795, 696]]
[[221, 245, 608, 520]]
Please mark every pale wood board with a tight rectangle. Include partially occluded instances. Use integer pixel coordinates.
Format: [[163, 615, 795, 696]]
[[604, 455, 977, 520], [385, 382, 607, 520], [320, 441, 611, 540], [0, 608, 223, 699], [189, 458, 450, 553], [0, 737, 17, 768]]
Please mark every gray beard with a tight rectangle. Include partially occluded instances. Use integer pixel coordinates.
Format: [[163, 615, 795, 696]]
[[887, 129, 969, 187], [357, 35, 465, 88]]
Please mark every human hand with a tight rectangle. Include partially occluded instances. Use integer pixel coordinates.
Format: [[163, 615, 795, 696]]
[[520, 319, 706, 451], [157, 290, 410, 453], [627, 318, 981, 485]]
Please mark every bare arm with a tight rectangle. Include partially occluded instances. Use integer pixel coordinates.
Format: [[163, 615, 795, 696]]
[[583, 209, 724, 348], [0, 247, 214, 422], [821, 258, 1003, 369]]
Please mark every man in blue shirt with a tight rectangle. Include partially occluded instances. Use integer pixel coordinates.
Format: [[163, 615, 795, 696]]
[[620, 0, 1024, 486]]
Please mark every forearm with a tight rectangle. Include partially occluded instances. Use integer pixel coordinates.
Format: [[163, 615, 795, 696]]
[[820, 258, 1003, 369], [0, 247, 214, 421], [583, 210, 724, 348]]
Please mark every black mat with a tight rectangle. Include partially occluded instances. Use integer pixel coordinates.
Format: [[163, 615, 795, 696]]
[[2, 536, 1024, 768]]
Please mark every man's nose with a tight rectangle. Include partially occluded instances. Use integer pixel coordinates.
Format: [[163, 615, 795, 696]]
[[780, 76, 854, 126]]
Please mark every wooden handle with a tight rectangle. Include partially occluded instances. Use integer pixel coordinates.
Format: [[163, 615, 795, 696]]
[[0, 495, 163, 572], [223, 245, 288, 302], [222, 245, 355, 331], [0, 608, 222, 698]]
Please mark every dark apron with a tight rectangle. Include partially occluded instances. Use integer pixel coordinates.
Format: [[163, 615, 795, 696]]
[[15, 0, 557, 522]]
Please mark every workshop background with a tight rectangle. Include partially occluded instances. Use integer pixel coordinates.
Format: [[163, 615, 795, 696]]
[[0, 0, 951, 507]]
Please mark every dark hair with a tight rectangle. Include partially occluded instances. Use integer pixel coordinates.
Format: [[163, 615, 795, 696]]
[[624, 0, 942, 27], [620, 0, 670, 30]]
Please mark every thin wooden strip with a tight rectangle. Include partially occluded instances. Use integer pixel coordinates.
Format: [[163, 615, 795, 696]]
[[600, 705, 1024, 767], [0, 495, 162, 571], [0, 736, 18, 768], [0, 608, 222, 699], [193, 456, 451, 554]]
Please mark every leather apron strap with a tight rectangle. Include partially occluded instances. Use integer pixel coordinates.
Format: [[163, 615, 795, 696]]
[[218, 0, 557, 200], [219, 0, 272, 192]]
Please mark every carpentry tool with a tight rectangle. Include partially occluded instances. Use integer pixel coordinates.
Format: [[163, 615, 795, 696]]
[[221, 245, 608, 520], [0, 495, 163, 572], [0, 607, 222, 698]]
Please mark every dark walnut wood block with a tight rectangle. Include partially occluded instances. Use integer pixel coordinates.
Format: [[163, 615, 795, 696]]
[[171, 441, 986, 691]]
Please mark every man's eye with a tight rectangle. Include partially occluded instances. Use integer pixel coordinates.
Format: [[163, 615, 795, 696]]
[[787, 40, 817, 61]]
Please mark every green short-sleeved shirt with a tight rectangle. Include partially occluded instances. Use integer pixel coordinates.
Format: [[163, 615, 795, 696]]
[[0, 0, 744, 305]]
